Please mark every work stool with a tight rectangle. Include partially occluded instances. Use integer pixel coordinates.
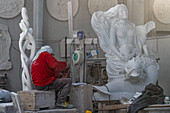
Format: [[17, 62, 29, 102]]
[[12, 90, 55, 112]]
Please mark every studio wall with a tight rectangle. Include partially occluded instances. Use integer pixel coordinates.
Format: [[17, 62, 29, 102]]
[[0, 0, 170, 98]]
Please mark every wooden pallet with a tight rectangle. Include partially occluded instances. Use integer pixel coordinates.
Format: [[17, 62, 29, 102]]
[[100, 104, 170, 111]]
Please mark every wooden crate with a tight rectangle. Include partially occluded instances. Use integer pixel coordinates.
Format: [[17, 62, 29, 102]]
[[18, 90, 55, 111]]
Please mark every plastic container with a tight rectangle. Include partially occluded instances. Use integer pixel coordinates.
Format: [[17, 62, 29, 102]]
[[164, 97, 170, 104]]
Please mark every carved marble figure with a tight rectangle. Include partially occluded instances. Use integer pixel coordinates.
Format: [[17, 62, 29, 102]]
[[0, 24, 12, 70], [91, 4, 159, 100], [19, 7, 36, 90]]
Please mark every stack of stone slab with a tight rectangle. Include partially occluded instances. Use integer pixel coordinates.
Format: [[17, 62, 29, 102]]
[[0, 102, 14, 113], [25, 108, 79, 113], [0, 102, 79, 113]]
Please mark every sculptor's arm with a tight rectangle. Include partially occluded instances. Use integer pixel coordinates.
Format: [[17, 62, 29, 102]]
[[109, 25, 126, 62]]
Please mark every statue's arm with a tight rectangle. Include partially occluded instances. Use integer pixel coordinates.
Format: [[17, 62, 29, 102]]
[[145, 21, 155, 34], [137, 21, 155, 56], [109, 25, 126, 62], [143, 44, 150, 56]]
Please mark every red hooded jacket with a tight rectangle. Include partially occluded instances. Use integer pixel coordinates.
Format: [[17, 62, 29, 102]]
[[31, 52, 67, 86]]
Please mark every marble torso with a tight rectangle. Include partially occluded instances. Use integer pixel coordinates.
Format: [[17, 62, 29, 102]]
[[115, 22, 135, 57]]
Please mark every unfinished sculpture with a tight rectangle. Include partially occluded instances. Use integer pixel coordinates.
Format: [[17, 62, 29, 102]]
[[19, 7, 36, 90], [91, 4, 159, 100], [0, 0, 24, 18], [0, 24, 12, 70]]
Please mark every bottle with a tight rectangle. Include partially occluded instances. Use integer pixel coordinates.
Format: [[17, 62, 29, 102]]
[[164, 97, 169, 104]]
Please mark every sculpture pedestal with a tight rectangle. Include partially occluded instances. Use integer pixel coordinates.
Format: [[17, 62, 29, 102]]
[[70, 84, 93, 113]]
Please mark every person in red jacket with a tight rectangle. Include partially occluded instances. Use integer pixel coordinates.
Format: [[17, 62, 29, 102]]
[[31, 45, 73, 108]]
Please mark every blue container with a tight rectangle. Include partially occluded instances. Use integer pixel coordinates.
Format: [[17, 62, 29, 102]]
[[77, 31, 84, 39]]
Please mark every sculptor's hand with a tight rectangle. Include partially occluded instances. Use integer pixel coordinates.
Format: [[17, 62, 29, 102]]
[[63, 63, 70, 74], [58, 73, 64, 78]]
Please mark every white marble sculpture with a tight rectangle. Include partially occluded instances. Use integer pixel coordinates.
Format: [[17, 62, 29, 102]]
[[19, 7, 36, 90], [91, 4, 159, 100], [0, 24, 12, 70]]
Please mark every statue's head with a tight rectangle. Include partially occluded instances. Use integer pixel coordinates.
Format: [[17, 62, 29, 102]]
[[118, 4, 128, 20]]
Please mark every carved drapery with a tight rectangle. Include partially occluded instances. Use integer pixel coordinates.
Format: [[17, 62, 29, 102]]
[[0, 24, 12, 70]]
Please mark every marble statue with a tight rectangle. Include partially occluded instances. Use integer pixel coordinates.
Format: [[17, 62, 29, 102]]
[[91, 4, 159, 100], [19, 7, 36, 90], [0, 24, 12, 70]]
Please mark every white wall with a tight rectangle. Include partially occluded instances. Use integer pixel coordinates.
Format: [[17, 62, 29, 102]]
[[157, 38, 170, 97]]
